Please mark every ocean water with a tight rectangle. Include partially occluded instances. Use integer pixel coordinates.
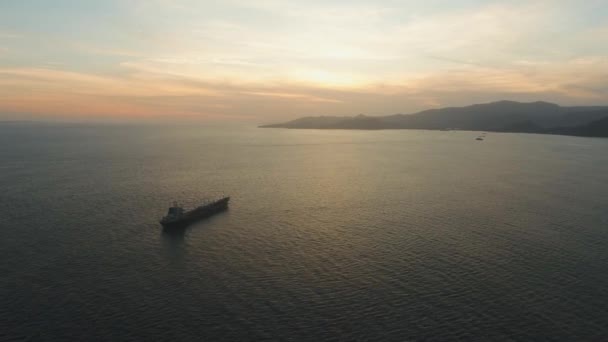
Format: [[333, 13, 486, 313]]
[[1, 123, 608, 341]]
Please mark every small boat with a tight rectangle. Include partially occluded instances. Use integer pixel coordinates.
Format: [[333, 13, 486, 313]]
[[476, 137, 484, 141], [160, 197, 230, 229]]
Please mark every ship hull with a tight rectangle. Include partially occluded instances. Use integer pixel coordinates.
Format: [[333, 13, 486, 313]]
[[160, 197, 229, 229]]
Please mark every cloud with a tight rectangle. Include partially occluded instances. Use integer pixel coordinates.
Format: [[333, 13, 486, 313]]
[[1, 1, 607, 121], [0, 32, 20, 39], [1, 54, 606, 122], [0, 67, 221, 97], [73, 44, 143, 57], [0, 66, 346, 120], [240, 91, 342, 103]]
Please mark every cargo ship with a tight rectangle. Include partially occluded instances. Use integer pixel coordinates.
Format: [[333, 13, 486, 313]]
[[160, 197, 230, 229]]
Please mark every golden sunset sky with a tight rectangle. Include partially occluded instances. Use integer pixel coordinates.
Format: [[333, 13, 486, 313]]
[[1, 0, 607, 121]]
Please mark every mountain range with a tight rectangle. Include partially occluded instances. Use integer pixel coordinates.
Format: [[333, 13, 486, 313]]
[[259, 101, 608, 137]]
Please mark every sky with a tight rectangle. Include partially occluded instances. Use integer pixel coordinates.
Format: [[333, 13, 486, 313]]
[[0, 0, 607, 122]]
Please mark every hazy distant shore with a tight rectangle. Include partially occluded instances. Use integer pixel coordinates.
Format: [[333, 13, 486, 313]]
[[260, 100, 608, 138]]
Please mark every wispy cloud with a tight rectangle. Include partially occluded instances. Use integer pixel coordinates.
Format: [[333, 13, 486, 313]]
[[241, 91, 343, 103], [74, 44, 143, 57], [0, 32, 20, 39], [1, 0, 607, 121], [0, 67, 221, 97]]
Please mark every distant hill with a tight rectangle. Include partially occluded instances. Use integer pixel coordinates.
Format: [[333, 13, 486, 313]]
[[259, 101, 608, 137], [549, 116, 608, 137]]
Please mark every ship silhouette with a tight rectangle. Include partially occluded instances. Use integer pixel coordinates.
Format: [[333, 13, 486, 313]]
[[160, 197, 230, 229]]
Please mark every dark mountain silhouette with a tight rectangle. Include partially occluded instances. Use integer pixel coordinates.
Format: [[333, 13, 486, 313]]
[[259, 101, 608, 137], [549, 116, 608, 137]]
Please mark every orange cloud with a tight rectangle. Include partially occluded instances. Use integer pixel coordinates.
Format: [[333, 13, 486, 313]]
[[1, 54, 607, 122]]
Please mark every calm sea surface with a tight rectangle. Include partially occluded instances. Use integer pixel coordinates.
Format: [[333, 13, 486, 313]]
[[1, 123, 608, 341]]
